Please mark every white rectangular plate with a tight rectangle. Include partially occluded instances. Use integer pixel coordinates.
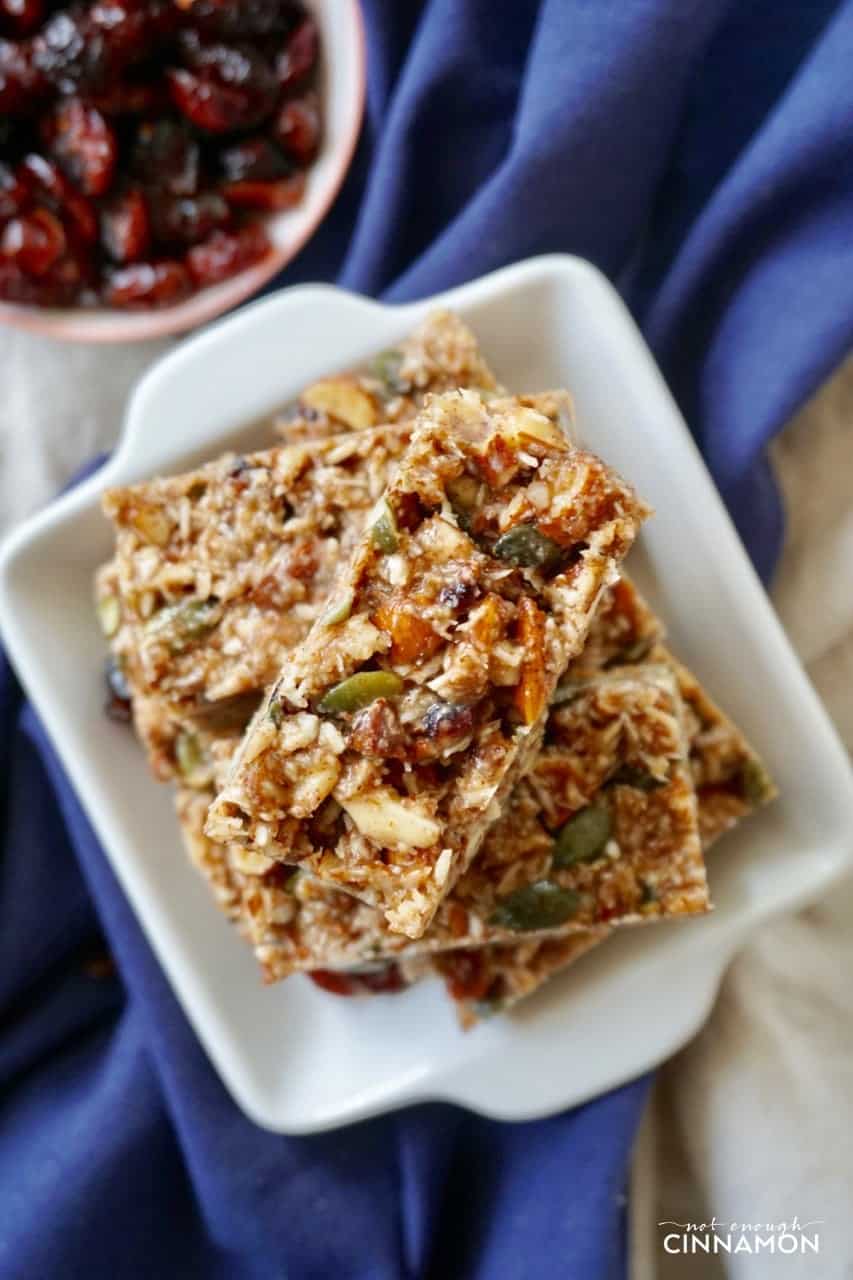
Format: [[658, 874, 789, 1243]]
[[2, 256, 851, 1133]]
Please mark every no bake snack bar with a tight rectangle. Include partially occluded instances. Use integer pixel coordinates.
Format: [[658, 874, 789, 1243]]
[[100, 423, 413, 777], [274, 309, 503, 444], [207, 390, 650, 937], [177, 664, 704, 983], [428, 650, 776, 1025]]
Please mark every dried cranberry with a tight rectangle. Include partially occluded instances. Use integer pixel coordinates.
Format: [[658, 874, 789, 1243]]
[[440, 951, 492, 1003], [104, 260, 192, 308], [168, 39, 277, 133], [42, 99, 117, 198], [275, 95, 319, 166], [19, 153, 98, 244], [185, 223, 269, 285], [358, 965, 406, 995], [1, 207, 65, 276], [104, 692, 133, 723], [308, 966, 407, 997], [0, 255, 82, 305], [221, 171, 305, 210], [438, 576, 480, 613], [0, 258, 42, 302], [130, 120, 200, 197], [33, 2, 177, 95], [149, 191, 230, 246], [276, 14, 317, 94], [0, 160, 29, 219], [219, 136, 288, 183], [0, 35, 46, 111], [89, 78, 169, 117], [0, 0, 44, 37], [179, 0, 295, 38], [100, 187, 150, 263], [308, 969, 358, 997]]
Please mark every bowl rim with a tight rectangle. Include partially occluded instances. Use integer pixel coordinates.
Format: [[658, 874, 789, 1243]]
[[0, 0, 367, 345]]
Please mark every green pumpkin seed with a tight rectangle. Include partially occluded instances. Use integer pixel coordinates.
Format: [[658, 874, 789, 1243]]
[[493, 523, 565, 571], [146, 599, 219, 653], [472, 997, 505, 1019], [606, 765, 668, 793], [489, 880, 580, 932], [370, 500, 399, 554], [317, 670, 404, 715], [552, 806, 612, 868], [321, 587, 354, 626], [96, 594, 121, 638], [175, 730, 204, 778], [739, 757, 773, 806], [370, 349, 406, 395]]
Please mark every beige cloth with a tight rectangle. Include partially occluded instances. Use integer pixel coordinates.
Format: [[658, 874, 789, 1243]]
[[1, 326, 850, 1280], [634, 353, 853, 1280]]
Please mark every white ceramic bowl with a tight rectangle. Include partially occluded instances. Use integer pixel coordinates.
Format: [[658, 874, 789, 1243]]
[[0, 0, 365, 344], [1, 256, 851, 1132]]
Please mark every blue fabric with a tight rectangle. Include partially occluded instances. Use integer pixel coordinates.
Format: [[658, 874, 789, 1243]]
[[2, 1, 852, 1276]]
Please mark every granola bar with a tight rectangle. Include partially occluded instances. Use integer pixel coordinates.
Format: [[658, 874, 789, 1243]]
[[274, 309, 503, 444], [207, 391, 650, 937], [663, 646, 776, 845], [404, 932, 611, 1028], [427, 645, 776, 1025], [176, 664, 703, 982], [100, 398, 575, 786], [97, 315, 530, 783], [99, 424, 413, 770]]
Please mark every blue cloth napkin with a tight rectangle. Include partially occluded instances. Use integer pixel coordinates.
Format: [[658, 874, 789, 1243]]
[[2, 2, 852, 1276]]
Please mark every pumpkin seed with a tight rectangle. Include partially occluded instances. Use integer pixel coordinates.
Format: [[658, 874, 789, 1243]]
[[146, 599, 219, 653], [552, 806, 612, 868], [606, 764, 667, 792], [370, 348, 407, 396], [489, 880, 580, 932], [176, 730, 203, 778], [317, 670, 404, 716], [493, 523, 565, 571], [739, 757, 773, 806], [321, 587, 354, 626], [472, 997, 504, 1019], [369, 499, 398, 553]]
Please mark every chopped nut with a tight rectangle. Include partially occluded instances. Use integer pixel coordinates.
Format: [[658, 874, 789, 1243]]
[[341, 788, 440, 849], [301, 378, 378, 430], [434, 848, 452, 886], [501, 406, 568, 450], [513, 597, 548, 725], [96, 594, 121, 638], [372, 599, 442, 665], [276, 712, 320, 754], [130, 505, 173, 547]]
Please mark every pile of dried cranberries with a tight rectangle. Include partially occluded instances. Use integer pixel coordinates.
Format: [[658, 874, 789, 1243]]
[[0, 0, 321, 309]]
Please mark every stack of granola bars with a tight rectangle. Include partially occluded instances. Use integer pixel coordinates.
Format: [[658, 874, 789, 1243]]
[[96, 313, 775, 1026]]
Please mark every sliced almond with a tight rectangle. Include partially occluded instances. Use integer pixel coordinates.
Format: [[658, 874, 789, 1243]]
[[341, 789, 440, 849], [301, 378, 378, 430]]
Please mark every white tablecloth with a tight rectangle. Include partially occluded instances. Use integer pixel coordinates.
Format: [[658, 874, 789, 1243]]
[[1, 327, 850, 1280]]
